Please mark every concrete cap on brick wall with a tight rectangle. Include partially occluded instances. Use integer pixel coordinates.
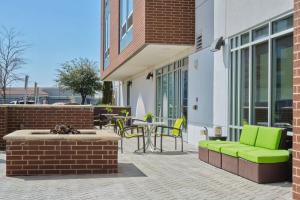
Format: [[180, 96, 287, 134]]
[[0, 105, 93, 108], [3, 130, 121, 141]]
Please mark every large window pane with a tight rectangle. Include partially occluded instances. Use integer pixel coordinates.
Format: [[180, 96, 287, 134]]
[[168, 72, 174, 119], [156, 76, 162, 118], [272, 34, 293, 130], [240, 48, 249, 125], [272, 15, 293, 34], [253, 42, 268, 126], [120, 0, 127, 26]]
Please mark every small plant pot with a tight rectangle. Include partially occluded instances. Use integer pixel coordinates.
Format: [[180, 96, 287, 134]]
[[147, 119, 153, 123]]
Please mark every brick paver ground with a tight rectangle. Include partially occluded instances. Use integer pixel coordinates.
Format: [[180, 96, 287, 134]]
[[0, 134, 292, 200]]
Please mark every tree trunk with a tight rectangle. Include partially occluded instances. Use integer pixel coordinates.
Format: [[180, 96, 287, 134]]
[[102, 81, 113, 104], [2, 87, 6, 104], [81, 95, 86, 105]]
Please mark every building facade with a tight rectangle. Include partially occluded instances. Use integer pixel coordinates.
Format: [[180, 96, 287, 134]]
[[101, 0, 293, 145]]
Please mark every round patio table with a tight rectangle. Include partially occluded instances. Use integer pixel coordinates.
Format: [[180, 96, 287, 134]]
[[133, 121, 165, 152]]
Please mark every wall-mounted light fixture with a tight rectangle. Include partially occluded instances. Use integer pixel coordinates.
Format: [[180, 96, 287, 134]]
[[210, 37, 225, 52], [127, 81, 132, 87], [146, 72, 153, 80]]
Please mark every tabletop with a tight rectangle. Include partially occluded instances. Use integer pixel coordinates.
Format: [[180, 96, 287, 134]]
[[133, 121, 165, 126]]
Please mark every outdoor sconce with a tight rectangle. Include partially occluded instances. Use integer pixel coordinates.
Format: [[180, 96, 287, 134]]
[[210, 37, 225, 52], [146, 72, 153, 80], [127, 81, 132, 87]]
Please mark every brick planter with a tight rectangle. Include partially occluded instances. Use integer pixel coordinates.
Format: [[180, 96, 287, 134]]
[[4, 130, 120, 176]]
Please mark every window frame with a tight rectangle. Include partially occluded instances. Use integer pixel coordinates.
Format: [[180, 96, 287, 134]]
[[228, 12, 294, 140]]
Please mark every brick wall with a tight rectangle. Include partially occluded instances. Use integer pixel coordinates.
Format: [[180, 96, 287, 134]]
[[145, 0, 195, 44], [100, 0, 195, 79], [0, 107, 8, 149], [0, 105, 94, 150], [101, 0, 146, 79], [6, 140, 118, 176], [294, 0, 300, 199]]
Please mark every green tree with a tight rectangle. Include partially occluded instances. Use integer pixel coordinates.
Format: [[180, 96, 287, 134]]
[[57, 58, 102, 105], [102, 81, 113, 104]]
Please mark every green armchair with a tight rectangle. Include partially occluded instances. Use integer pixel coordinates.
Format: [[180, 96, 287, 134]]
[[154, 118, 184, 152], [116, 119, 145, 153]]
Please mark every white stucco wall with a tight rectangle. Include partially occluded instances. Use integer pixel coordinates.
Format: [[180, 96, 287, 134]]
[[187, 0, 215, 145], [129, 72, 155, 118]]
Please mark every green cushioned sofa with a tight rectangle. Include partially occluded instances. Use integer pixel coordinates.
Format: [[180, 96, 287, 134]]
[[198, 125, 289, 183]]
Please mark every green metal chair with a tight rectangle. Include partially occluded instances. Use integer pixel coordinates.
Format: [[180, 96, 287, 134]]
[[154, 118, 184, 152], [116, 119, 145, 153]]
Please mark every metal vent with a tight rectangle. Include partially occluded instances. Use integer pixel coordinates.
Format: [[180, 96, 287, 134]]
[[196, 34, 203, 51]]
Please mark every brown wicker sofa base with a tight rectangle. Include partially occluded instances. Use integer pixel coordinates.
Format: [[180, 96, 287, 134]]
[[208, 150, 221, 168], [238, 158, 289, 183], [221, 154, 239, 175], [198, 147, 209, 163]]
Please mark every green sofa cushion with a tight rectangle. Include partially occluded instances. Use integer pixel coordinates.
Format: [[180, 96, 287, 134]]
[[207, 142, 241, 153], [198, 140, 230, 148], [239, 125, 259, 146], [255, 127, 282, 150], [221, 145, 260, 157], [239, 149, 289, 164]]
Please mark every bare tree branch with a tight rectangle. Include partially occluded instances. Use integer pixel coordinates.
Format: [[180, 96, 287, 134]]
[[0, 27, 29, 103]]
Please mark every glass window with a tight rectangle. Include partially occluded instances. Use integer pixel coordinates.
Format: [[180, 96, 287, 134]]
[[272, 15, 293, 34], [120, 0, 133, 51], [272, 34, 293, 130], [241, 33, 249, 45], [229, 14, 293, 140], [155, 58, 188, 132], [240, 48, 249, 125], [252, 25, 269, 41], [104, 0, 110, 68], [253, 42, 269, 126]]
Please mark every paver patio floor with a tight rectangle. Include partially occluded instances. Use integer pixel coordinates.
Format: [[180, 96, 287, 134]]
[[0, 136, 292, 200]]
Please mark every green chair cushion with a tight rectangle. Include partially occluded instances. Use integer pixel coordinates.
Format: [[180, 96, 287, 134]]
[[239, 125, 259, 146], [207, 142, 241, 153], [255, 127, 282, 150], [221, 145, 260, 157], [198, 140, 230, 148], [172, 118, 184, 137], [239, 149, 289, 164]]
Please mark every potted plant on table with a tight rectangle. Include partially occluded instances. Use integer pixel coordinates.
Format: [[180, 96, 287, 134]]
[[120, 109, 129, 117], [105, 106, 113, 113], [144, 112, 154, 123]]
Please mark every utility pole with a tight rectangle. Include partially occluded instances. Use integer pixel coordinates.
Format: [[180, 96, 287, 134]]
[[34, 82, 38, 104], [24, 75, 29, 104]]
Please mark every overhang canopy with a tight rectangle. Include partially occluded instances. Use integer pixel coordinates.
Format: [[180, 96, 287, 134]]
[[104, 44, 193, 81]]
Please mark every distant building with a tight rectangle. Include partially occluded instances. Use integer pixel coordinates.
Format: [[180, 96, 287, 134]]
[[0, 87, 101, 105]]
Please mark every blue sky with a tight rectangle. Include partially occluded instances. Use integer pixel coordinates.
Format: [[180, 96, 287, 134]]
[[0, 0, 101, 87]]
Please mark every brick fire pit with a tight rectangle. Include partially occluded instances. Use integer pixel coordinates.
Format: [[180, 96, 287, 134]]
[[4, 130, 121, 176]]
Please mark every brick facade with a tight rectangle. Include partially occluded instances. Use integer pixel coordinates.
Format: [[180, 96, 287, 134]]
[[145, 0, 195, 44], [294, 0, 300, 199], [0, 105, 94, 150], [100, 0, 195, 79], [6, 140, 118, 176]]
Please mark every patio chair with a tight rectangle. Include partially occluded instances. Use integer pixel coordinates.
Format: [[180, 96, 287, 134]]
[[154, 118, 184, 152], [116, 119, 145, 153], [95, 114, 110, 129]]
